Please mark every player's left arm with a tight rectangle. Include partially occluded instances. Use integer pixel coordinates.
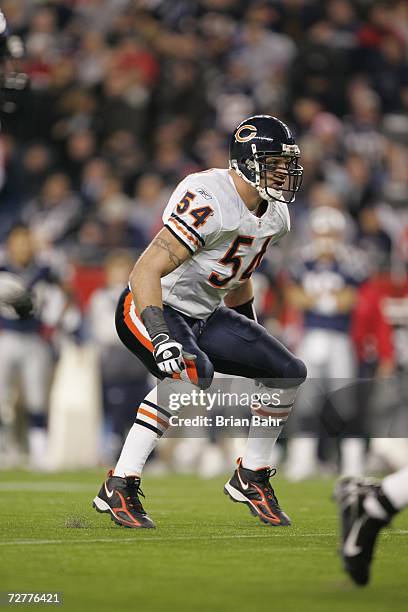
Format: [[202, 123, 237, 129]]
[[224, 279, 257, 321]]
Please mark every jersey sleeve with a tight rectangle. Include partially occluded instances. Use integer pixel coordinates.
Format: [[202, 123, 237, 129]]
[[162, 179, 222, 254]]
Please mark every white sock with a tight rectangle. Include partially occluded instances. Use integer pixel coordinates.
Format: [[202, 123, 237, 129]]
[[114, 386, 170, 477], [242, 386, 298, 471], [340, 438, 366, 477], [382, 465, 408, 511], [28, 427, 48, 470], [286, 437, 318, 480]]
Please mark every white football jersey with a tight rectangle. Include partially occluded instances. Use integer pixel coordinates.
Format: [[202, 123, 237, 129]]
[[161, 168, 290, 319]]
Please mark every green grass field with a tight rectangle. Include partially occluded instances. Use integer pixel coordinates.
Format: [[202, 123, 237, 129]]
[[0, 470, 407, 612]]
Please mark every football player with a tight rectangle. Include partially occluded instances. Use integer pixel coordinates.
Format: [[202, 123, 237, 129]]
[[0, 224, 68, 469], [93, 115, 307, 528], [334, 467, 408, 586], [286, 206, 367, 480]]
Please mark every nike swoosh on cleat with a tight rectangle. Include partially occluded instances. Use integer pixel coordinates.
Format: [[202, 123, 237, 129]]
[[237, 470, 249, 491], [104, 482, 114, 499], [343, 515, 367, 557]]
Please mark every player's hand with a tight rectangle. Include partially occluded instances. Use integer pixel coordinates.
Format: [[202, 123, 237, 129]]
[[12, 293, 34, 319], [152, 333, 186, 375]]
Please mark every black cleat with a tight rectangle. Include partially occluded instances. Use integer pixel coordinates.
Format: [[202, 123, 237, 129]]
[[224, 458, 291, 526], [333, 477, 395, 586], [93, 470, 155, 528]]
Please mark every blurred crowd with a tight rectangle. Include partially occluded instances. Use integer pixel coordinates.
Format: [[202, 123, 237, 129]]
[[0, 0, 407, 475]]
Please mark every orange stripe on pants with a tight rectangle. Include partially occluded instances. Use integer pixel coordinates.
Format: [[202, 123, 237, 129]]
[[184, 358, 199, 385], [123, 292, 154, 352]]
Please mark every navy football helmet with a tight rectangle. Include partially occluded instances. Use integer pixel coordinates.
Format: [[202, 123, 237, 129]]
[[229, 115, 303, 204], [0, 11, 27, 119]]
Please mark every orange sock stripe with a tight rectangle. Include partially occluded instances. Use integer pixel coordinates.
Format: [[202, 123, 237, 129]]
[[252, 408, 290, 418], [138, 407, 169, 429], [123, 292, 154, 352]]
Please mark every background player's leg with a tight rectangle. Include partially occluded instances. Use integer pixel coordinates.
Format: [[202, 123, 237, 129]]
[[326, 332, 366, 477], [334, 472, 401, 585], [285, 329, 326, 480], [198, 307, 307, 470], [0, 332, 19, 465], [20, 334, 53, 470]]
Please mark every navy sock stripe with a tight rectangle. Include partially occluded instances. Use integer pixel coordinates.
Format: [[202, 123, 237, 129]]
[[28, 414, 47, 428], [135, 418, 163, 437], [143, 400, 171, 419]]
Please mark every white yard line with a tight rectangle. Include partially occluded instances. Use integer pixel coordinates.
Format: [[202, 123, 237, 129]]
[[0, 531, 406, 547], [0, 527, 408, 546], [0, 482, 96, 492], [0, 533, 338, 546]]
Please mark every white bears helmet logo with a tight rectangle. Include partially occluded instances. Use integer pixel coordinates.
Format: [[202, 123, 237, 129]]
[[235, 124, 257, 143]]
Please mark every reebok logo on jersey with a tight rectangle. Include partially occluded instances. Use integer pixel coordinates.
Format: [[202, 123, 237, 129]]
[[197, 188, 212, 200]]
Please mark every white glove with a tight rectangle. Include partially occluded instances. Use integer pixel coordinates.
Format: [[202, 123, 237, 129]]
[[153, 333, 186, 375]]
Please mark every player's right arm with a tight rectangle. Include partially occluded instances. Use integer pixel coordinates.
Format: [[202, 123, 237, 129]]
[[129, 227, 192, 375], [130, 227, 191, 313], [134, 175, 221, 375]]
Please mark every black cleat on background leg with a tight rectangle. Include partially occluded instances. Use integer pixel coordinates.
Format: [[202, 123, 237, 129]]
[[333, 476, 396, 586]]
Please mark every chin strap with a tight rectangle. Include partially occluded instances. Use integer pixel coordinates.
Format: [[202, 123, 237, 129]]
[[260, 186, 285, 203], [231, 157, 293, 205]]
